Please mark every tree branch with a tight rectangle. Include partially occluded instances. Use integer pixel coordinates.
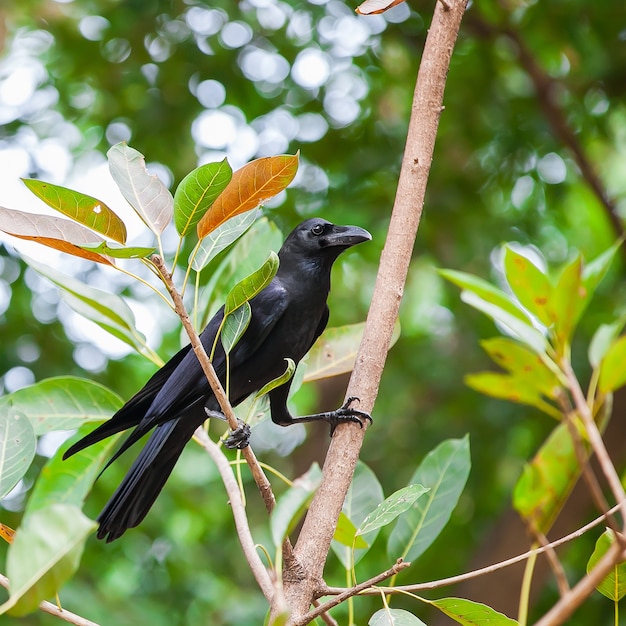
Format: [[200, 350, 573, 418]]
[[323, 501, 623, 595], [0, 574, 100, 626], [278, 0, 470, 622], [150, 255, 295, 579], [293, 560, 410, 626], [151, 255, 278, 512], [192, 428, 274, 600]]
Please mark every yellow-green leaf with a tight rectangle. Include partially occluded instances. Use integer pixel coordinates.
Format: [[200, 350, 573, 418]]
[[22, 178, 126, 243], [587, 529, 626, 601], [599, 335, 626, 394], [513, 423, 581, 534], [503, 246, 553, 326], [197, 153, 299, 238]]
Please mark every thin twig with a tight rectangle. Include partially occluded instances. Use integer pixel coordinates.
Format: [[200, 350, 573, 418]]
[[323, 501, 623, 595], [534, 541, 626, 626], [0, 574, 100, 626], [534, 531, 570, 597], [150, 256, 295, 562], [561, 358, 626, 531], [561, 406, 620, 536], [192, 428, 274, 600], [292, 560, 410, 626]]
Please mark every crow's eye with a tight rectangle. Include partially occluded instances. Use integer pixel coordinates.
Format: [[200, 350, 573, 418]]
[[311, 223, 325, 236]]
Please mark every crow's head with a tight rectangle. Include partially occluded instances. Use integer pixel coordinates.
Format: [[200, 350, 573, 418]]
[[279, 218, 371, 265]]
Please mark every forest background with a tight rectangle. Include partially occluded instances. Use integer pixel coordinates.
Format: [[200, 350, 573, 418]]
[[1, 0, 626, 624]]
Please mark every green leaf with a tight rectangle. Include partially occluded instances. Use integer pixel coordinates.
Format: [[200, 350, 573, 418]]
[[79, 241, 156, 259], [461, 291, 548, 355], [2, 504, 96, 616], [174, 158, 233, 236], [587, 529, 626, 601], [513, 423, 581, 534], [271, 463, 322, 546], [224, 251, 279, 315], [198, 217, 283, 325], [549, 255, 582, 348], [333, 512, 369, 549], [369, 608, 426, 626], [503, 246, 553, 326], [589, 318, 626, 369], [191, 208, 259, 271], [26, 420, 121, 513], [23, 255, 151, 357], [465, 372, 559, 417], [0, 409, 36, 499], [480, 337, 561, 398], [357, 484, 429, 536], [107, 142, 173, 234], [22, 178, 126, 244], [222, 301, 251, 354], [1, 376, 123, 435], [254, 358, 295, 399], [581, 240, 622, 303], [303, 321, 400, 383], [387, 436, 471, 562], [599, 335, 626, 393], [332, 461, 384, 567], [430, 597, 519, 625], [439, 269, 533, 326]]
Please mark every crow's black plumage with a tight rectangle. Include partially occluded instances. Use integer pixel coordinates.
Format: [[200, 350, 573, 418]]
[[63, 218, 371, 542]]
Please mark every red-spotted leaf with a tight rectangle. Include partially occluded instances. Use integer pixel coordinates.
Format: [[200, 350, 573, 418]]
[[174, 159, 233, 236], [503, 246, 552, 326], [0, 206, 113, 265], [439, 269, 533, 326], [197, 153, 299, 238], [22, 178, 126, 243], [548, 254, 583, 349], [513, 423, 581, 534], [107, 142, 173, 234]]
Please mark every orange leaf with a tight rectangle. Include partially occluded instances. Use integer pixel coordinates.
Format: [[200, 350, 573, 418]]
[[0, 523, 15, 544], [355, 0, 406, 14], [197, 153, 299, 239], [0, 206, 113, 265]]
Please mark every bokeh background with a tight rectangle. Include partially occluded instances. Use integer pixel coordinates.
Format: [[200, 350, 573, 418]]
[[1, 0, 626, 624]]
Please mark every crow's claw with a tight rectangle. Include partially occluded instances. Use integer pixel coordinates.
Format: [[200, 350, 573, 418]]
[[329, 396, 373, 436], [204, 408, 251, 449], [224, 420, 252, 449]]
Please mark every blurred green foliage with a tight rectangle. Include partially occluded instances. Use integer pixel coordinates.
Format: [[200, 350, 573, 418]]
[[1, 0, 626, 624]]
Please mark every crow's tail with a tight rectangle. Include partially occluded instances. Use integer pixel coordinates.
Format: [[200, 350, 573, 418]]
[[96, 419, 196, 542]]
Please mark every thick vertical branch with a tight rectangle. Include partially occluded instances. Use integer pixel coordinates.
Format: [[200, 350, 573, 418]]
[[279, 0, 469, 622]]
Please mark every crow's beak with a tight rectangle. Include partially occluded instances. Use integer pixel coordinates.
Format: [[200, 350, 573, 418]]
[[325, 224, 372, 248]]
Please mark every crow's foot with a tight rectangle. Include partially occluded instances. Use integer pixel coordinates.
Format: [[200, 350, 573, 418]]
[[204, 408, 251, 449]]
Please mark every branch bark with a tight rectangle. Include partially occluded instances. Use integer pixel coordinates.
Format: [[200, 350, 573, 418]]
[[0, 574, 100, 626], [277, 0, 469, 622]]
